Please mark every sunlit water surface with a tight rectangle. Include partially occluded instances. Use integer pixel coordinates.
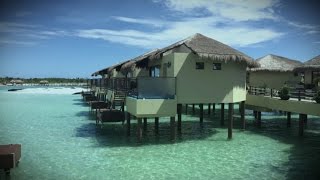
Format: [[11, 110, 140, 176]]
[[0, 86, 319, 180]]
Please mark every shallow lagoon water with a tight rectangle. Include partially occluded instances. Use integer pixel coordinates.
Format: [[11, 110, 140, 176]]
[[0, 87, 320, 179]]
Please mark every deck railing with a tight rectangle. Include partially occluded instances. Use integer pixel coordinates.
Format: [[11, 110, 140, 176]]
[[127, 77, 176, 99], [248, 85, 317, 101]]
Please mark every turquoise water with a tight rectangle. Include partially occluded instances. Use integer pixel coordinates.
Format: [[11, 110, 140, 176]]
[[1, 87, 320, 179]]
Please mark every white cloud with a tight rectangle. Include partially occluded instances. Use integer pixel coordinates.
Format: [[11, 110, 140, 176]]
[[156, 0, 280, 21], [306, 30, 320, 35], [0, 39, 37, 46], [112, 16, 165, 27], [76, 16, 283, 48], [287, 21, 317, 30]]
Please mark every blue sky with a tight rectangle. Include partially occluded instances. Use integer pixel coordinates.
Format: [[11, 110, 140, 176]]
[[0, 0, 319, 78]]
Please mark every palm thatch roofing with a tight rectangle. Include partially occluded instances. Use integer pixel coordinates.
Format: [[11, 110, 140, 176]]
[[149, 33, 257, 68], [91, 33, 258, 76], [250, 54, 302, 72], [91, 60, 132, 76], [10, 79, 23, 84], [120, 49, 159, 74], [39, 80, 49, 84], [294, 55, 320, 72]]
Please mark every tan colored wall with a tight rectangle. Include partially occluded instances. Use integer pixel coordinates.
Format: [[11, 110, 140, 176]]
[[249, 71, 300, 89], [126, 97, 177, 117], [111, 69, 125, 78], [159, 53, 247, 104], [132, 67, 149, 77], [246, 94, 320, 116], [304, 70, 312, 84]]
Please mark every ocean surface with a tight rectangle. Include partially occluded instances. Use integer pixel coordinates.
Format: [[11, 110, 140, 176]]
[[0, 86, 320, 180]]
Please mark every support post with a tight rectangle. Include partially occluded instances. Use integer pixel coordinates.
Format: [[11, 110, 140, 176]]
[[304, 114, 308, 125], [287, 112, 291, 127], [208, 104, 211, 115], [155, 117, 159, 135], [137, 118, 142, 142], [199, 104, 203, 125], [170, 116, 176, 141], [185, 104, 188, 114], [143, 118, 147, 131], [257, 111, 262, 128], [240, 101, 245, 130], [228, 103, 234, 139], [220, 103, 225, 126], [127, 112, 131, 136], [177, 104, 182, 133], [192, 104, 195, 114], [299, 114, 305, 136], [212, 103, 215, 114]]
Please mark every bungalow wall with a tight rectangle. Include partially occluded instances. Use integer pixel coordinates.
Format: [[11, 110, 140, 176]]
[[249, 71, 300, 89], [304, 70, 313, 85], [131, 68, 149, 77], [155, 52, 247, 104]]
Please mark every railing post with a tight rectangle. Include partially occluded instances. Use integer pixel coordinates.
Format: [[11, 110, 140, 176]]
[[271, 89, 273, 98], [298, 90, 301, 101]]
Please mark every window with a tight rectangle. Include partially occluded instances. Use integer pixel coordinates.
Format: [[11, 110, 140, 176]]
[[149, 66, 160, 77], [196, 62, 204, 70], [213, 63, 221, 70]]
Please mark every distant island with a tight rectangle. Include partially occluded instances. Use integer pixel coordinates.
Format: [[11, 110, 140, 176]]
[[0, 77, 88, 86]]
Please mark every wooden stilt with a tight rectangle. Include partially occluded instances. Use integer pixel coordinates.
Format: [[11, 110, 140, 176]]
[[253, 110, 257, 119], [212, 103, 215, 114], [304, 114, 308, 126], [155, 117, 159, 135], [228, 103, 234, 139], [199, 104, 203, 124], [137, 118, 142, 142], [257, 111, 261, 128], [185, 104, 188, 114], [208, 104, 211, 115], [170, 116, 176, 141], [177, 104, 182, 133], [240, 101, 245, 130], [299, 114, 305, 136], [127, 112, 131, 136], [220, 103, 225, 126], [143, 118, 147, 131], [287, 112, 291, 127], [192, 104, 195, 114]]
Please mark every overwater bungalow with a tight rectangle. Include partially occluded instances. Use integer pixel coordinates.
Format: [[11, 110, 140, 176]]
[[248, 54, 302, 89], [9, 79, 24, 85], [294, 55, 320, 89], [39, 80, 49, 86], [93, 33, 257, 139]]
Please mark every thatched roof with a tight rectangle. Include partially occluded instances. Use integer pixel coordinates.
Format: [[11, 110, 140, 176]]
[[294, 55, 320, 72], [250, 54, 302, 72], [120, 49, 159, 74], [10, 79, 23, 84], [91, 60, 131, 77], [150, 33, 257, 68], [107, 60, 131, 75], [91, 33, 258, 76], [39, 80, 49, 84]]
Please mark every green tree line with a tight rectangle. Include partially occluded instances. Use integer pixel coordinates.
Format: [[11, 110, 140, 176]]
[[0, 77, 88, 84]]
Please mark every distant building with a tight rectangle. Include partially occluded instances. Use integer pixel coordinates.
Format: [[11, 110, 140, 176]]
[[294, 55, 320, 88], [248, 54, 302, 89], [10, 79, 24, 85], [39, 80, 49, 85]]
